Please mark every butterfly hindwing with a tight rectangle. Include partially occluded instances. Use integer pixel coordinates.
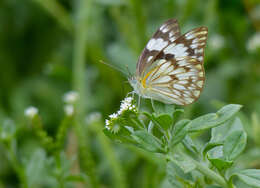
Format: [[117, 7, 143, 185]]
[[136, 19, 181, 76], [142, 57, 205, 105]]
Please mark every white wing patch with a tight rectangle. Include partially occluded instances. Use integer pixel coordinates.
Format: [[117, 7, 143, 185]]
[[146, 38, 168, 51], [164, 43, 188, 57], [162, 27, 208, 63]]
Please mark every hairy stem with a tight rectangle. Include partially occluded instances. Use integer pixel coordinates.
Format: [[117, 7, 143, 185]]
[[190, 158, 228, 188], [168, 152, 229, 188]]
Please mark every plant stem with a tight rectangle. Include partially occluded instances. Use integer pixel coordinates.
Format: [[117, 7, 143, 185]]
[[167, 152, 228, 188], [188, 157, 229, 188], [6, 143, 28, 188], [72, 0, 99, 187], [89, 121, 127, 188]]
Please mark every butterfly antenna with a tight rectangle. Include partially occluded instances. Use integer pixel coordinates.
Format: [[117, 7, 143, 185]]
[[125, 65, 133, 77], [99, 60, 127, 76]]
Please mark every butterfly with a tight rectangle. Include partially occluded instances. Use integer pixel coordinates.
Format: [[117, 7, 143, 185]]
[[129, 19, 208, 105]]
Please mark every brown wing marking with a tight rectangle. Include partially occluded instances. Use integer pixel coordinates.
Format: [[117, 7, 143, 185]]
[[136, 19, 181, 76]]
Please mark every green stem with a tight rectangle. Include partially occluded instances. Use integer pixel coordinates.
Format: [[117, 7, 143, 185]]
[[6, 143, 28, 188], [89, 121, 126, 188], [167, 153, 228, 188], [72, 0, 99, 187], [188, 157, 228, 188], [131, 118, 144, 130]]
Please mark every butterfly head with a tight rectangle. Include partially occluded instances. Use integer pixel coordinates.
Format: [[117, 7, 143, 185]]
[[128, 76, 144, 96]]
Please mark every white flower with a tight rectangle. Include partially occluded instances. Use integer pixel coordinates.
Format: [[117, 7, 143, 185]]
[[104, 120, 112, 131], [247, 32, 260, 52], [105, 125, 111, 130], [209, 34, 225, 50], [63, 91, 79, 104], [105, 113, 119, 132], [118, 97, 136, 114], [104, 96, 136, 133], [24, 106, 38, 119], [109, 113, 118, 119], [105, 119, 110, 126], [64, 104, 74, 116]]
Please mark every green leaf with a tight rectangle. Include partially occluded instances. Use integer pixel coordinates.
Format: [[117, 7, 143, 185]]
[[231, 169, 260, 188], [25, 148, 54, 187], [203, 117, 245, 157], [207, 146, 233, 171], [207, 158, 233, 171], [142, 112, 164, 132], [170, 119, 190, 148], [172, 109, 184, 124], [216, 104, 242, 122], [166, 161, 193, 188], [182, 135, 199, 154], [210, 117, 244, 143], [152, 113, 173, 131], [223, 130, 247, 161], [166, 164, 183, 188], [152, 100, 175, 115], [170, 154, 196, 173], [0, 118, 16, 141], [188, 104, 242, 132], [131, 130, 164, 153], [103, 127, 133, 144], [203, 142, 223, 157]]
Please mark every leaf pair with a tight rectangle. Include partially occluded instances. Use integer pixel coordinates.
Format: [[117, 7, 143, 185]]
[[204, 118, 247, 171]]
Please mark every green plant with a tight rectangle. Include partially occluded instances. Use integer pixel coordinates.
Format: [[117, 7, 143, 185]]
[[104, 97, 260, 188]]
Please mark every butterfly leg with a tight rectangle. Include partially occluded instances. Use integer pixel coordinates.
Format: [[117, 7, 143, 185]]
[[126, 91, 133, 97], [138, 95, 141, 109], [151, 99, 155, 111]]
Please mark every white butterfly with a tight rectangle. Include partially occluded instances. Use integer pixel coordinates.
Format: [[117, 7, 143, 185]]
[[129, 19, 208, 105]]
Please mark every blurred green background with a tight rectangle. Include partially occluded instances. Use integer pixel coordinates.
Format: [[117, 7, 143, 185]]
[[0, 0, 260, 187]]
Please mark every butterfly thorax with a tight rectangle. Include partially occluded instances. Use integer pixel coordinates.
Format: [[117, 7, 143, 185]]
[[129, 76, 150, 98]]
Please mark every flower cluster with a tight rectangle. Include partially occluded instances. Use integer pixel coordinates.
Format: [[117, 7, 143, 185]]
[[105, 97, 137, 133]]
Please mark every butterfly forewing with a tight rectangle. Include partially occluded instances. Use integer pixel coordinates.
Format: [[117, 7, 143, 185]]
[[163, 27, 208, 63], [136, 19, 181, 76], [142, 57, 205, 105]]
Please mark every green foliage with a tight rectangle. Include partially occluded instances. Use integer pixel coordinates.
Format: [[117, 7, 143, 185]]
[[0, 0, 260, 187], [230, 169, 260, 188], [188, 104, 242, 132], [105, 100, 259, 187]]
